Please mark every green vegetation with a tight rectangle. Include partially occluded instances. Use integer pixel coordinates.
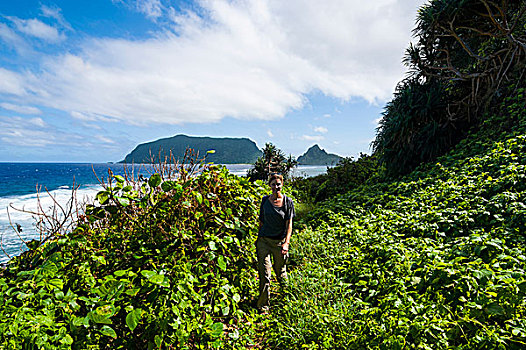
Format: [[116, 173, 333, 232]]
[[1, 0, 525, 349], [264, 90, 526, 349], [121, 135, 263, 164], [297, 145, 343, 166], [291, 153, 378, 202], [247, 143, 297, 181], [373, 0, 526, 176], [0, 162, 268, 349]]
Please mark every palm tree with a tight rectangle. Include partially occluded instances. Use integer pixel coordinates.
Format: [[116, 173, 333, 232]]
[[247, 143, 297, 181]]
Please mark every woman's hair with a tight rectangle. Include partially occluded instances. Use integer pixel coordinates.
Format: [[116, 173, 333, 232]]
[[268, 173, 283, 185]]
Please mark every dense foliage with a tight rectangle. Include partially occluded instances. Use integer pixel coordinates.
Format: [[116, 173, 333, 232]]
[[247, 143, 297, 181], [374, 0, 526, 175], [291, 153, 379, 202], [372, 78, 465, 175], [266, 89, 526, 349], [1, 1, 525, 349], [0, 164, 267, 349]]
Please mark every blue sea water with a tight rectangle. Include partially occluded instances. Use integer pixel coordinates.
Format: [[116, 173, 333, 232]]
[[0, 163, 327, 263]]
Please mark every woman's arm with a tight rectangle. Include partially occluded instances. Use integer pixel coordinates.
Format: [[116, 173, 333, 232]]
[[281, 218, 293, 255]]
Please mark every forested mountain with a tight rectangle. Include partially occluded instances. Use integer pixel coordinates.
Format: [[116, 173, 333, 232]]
[[121, 134, 262, 164], [296, 144, 342, 165]]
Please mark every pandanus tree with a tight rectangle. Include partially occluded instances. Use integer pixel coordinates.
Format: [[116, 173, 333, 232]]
[[407, 0, 526, 118], [374, 0, 526, 176], [247, 143, 297, 181]]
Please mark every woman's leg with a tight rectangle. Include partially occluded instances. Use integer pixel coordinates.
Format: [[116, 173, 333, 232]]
[[272, 239, 288, 285], [256, 238, 272, 309]]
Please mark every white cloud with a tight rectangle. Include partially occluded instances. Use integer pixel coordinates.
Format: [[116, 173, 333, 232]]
[[323, 114, 331, 118], [82, 123, 103, 130], [70, 111, 119, 123], [267, 129, 274, 137], [114, 0, 164, 20], [0, 23, 32, 55], [29, 117, 46, 127], [95, 135, 116, 144], [300, 135, 325, 142], [0, 116, 54, 147], [8, 17, 65, 43], [137, 0, 163, 19], [0, 116, 100, 150], [0, 68, 27, 95], [40, 5, 72, 31], [0, 103, 41, 115], [70, 111, 96, 121], [3, 0, 424, 126], [314, 126, 328, 133]]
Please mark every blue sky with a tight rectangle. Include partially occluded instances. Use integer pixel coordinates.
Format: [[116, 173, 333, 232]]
[[0, 0, 426, 162]]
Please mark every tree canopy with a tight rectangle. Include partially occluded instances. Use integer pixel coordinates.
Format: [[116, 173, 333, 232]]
[[373, 0, 526, 176], [247, 143, 297, 181]]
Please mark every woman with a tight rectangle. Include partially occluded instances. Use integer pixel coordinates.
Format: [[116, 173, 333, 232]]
[[256, 173, 295, 312]]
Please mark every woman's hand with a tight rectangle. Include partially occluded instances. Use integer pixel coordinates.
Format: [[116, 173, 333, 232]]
[[281, 242, 289, 255]]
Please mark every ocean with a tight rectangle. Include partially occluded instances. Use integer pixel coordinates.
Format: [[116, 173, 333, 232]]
[[0, 163, 328, 263]]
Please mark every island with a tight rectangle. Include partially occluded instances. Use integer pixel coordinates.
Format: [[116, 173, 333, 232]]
[[120, 134, 263, 164], [296, 144, 343, 165]]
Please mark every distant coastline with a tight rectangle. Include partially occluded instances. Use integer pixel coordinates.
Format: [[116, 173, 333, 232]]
[[121, 134, 345, 166]]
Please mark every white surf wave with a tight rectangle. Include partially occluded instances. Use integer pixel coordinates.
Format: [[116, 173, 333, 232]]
[[0, 184, 101, 264]]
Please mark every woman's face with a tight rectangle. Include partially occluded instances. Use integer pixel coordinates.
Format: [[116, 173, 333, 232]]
[[270, 178, 283, 193]]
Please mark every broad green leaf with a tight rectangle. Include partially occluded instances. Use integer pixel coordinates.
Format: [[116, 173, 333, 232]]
[[149, 274, 165, 285], [89, 305, 116, 325], [161, 180, 175, 192], [96, 304, 117, 318], [154, 335, 163, 348], [126, 309, 142, 332], [116, 196, 130, 207], [217, 256, 226, 271], [233, 293, 241, 303], [60, 334, 74, 345], [222, 305, 230, 316], [48, 278, 63, 290], [210, 322, 224, 338], [141, 270, 156, 279], [148, 173, 162, 188], [195, 192, 203, 204], [41, 261, 58, 277], [72, 316, 85, 327], [141, 270, 168, 286], [96, 191, 110, 205], [486, 303, 504, 315], [100, 325, 117, 339], [125, 288, 141, 297]]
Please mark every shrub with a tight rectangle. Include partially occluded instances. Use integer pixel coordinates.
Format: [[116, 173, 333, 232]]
[[247, 143, 297, 181], [291, 153, 379, 202], [0, 162, 267, 349]]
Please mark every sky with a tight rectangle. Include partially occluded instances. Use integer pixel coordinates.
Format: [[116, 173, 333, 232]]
[[0, 0, 427, 162]]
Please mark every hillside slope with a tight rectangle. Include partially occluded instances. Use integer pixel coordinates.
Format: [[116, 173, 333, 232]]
[[297, 145, 343, 165], [264, 90, 526, 348]]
